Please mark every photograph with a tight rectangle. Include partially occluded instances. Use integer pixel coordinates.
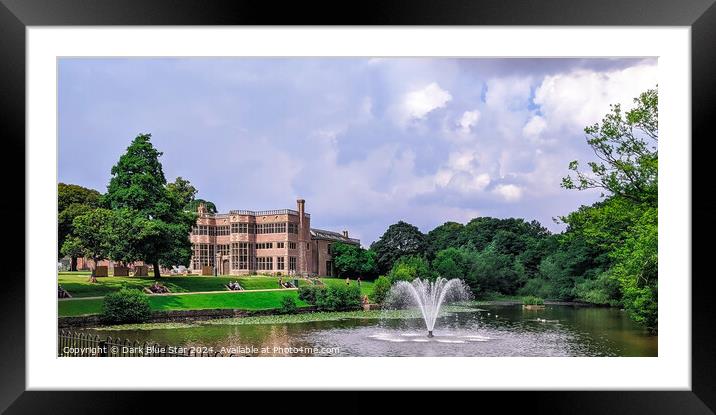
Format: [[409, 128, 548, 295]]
[[56, 57, 659, 358]]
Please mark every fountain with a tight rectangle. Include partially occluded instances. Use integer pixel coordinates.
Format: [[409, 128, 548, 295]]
[[385, 278, 472, 338]]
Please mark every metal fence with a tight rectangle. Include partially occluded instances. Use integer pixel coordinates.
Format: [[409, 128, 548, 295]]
[[58, 330, 236, 357]]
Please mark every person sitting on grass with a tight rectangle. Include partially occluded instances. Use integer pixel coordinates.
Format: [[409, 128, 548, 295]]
[[278, 277, 283, 288]]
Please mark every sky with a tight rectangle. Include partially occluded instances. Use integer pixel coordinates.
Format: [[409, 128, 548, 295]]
[[58, 57, 658, 246]]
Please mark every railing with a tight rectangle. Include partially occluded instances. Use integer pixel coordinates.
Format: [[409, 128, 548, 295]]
[[229, 209, 309, 218], [58, 330, 236, 357]]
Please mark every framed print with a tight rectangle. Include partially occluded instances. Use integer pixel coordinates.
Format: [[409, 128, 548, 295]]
[[1, 0, 714, 413]]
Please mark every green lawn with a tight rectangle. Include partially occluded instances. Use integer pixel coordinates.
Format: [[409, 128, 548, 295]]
[[59, 273, 287, 297], [58, 273, 374, 298], [59, 290, 308, 317], [57, 274, 375, 317], [320, 278, 374, 297]]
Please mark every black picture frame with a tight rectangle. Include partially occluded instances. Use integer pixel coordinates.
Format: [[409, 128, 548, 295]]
[[1, 0, 713, 413]]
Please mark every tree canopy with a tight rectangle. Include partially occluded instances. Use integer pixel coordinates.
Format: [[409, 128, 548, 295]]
[[104, 133, 195, 277], [58, 183, 102, 268], [330, 242, 378, 278], [370, 221, 427, 274]]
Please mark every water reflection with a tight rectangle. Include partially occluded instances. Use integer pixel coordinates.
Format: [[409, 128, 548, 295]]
[[84, 305, 657, 357]]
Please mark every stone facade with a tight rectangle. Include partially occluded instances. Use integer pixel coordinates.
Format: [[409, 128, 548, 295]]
[[189, 199, 360, 276]]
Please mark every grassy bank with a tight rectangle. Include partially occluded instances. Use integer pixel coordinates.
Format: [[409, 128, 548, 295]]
[[59, 290, 309, 317], [58, 273, 374, 298], [84, 305, 485, 330]]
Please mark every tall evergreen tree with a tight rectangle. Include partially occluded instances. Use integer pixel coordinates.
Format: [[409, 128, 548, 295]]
[[105, 134, 195, 277]]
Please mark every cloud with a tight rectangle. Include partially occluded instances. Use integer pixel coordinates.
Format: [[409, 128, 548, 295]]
[[493, 184, 523, 202], [534, 64, 658, 132], [59, 57, 656, 245], [522, 115, 547, 139], [458, 110, 481, 133], [402, 82, 452, 120]]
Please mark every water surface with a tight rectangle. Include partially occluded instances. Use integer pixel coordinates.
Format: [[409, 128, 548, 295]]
[[84, 305, 657, 357]]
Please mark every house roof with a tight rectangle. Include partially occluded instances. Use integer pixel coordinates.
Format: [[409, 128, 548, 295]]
[[310, 228, 360, 245]]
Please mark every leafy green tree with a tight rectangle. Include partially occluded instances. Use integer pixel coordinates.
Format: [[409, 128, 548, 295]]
[[58, 183, 102, 269], [105, 208, 149, 266], [61, 208, 114, 280], [432, 247, 473, 280], [562, 87, 658, 331], [185, 198, 217, 214], [608, 207, 658, 331], [104, 133, 195, 277], [166, 176, 197, 208], [370, 221, 426, 274], [425, 221, 465, 259], [330, 242, 378, 278], [467, 244, 522, 296], [562, 88, 657, 204], [387, 255, 433, 282], [58, 183, 102, 213]]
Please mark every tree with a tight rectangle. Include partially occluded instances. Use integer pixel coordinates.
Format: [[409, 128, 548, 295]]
[[468, 244, 522, 296], [166, 176, 197, 208], [58, 183, 102, 213], [562, 87, 658, 332], [330, 242, 378, 278], [61, 208, 114, 281], [370, 221, 426, 274], [432, 247, 472, 281], [58, 183, 102, 270], [185, 198, 217, 214], [425, 221, 465, 259], [104, 133, 195, 277], [562, 88, 658, 204], [387, 255, 433, 282]]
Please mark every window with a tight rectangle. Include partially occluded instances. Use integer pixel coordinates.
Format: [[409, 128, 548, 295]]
[[217, 244, 230, 256], [256, 222, 288, 234], [288, 223, 298, 234], [288, 242, 297, 250], [193, 225, 213, 236], [239, 243, 250, 270], [289, 257, 297, 271], [277, 242, 285, 249], [216, 226, 230, 236], [231, 223, 239, 233], [231, 243, 239, 270], [256, 257, 273, 271], [256, 242, 273, 250], [307, 242, 310, 250], [192, 243, 215, 268], [277, 257, 285, 270]]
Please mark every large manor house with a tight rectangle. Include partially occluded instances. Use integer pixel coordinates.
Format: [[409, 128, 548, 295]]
[[74, 199, 360, 277], [190, 199, 359, 276]]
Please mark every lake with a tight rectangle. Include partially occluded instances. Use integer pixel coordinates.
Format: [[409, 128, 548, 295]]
[[82, 304, 657, 357]]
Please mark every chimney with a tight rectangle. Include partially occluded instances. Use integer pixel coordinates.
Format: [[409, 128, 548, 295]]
[[297, 199, 305, 219], [342, 230, 348, 238]]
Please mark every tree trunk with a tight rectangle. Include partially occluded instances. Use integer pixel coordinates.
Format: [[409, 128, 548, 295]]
[[153, 262, 161, 278], [70, 256, 77, 272], [88, 257, 98, 283]]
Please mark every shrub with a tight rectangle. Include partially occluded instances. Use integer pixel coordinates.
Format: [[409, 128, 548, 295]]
[[279, 296, 298, 314], [522, 296, 544, 305], [298, 285, 323, 304], [315, 284, 362, 311], [387, 255, 433, 282], [370, 276, 392, 304], [101, 288, 151, 324], [518, 278, 554, 299]]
